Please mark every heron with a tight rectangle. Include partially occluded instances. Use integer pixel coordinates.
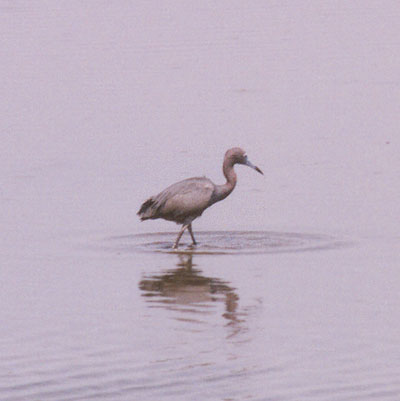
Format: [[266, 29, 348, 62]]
[[137, 147, 263, 249]]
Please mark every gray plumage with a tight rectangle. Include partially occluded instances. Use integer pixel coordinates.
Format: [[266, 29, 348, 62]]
[[138, 177, 216, 224], [138, 147, 263, 249]]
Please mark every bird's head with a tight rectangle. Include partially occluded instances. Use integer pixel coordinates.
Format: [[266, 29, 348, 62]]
[[226, 147, 263, 175]]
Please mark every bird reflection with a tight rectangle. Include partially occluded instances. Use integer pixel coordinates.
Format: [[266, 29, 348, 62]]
[[139, 253, 245, 334]]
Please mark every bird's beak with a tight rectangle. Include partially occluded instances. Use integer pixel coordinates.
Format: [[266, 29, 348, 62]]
[[245, 159, 264, 175]]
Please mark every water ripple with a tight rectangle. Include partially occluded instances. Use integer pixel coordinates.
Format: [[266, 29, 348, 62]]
[[107, 231, 350, 255]]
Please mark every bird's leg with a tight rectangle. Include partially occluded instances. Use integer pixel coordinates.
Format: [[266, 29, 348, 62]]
[[188, 223, 197, 245], [173, 224, 188, 249]]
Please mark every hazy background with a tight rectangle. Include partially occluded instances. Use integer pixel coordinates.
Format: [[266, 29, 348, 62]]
[[2, 0, 399, 241]]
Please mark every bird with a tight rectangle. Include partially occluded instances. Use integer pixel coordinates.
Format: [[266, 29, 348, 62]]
[[137, 147, 263, 249]]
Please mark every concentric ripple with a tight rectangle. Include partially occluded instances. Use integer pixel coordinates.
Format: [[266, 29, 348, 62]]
[[107, 231, 350, 255]]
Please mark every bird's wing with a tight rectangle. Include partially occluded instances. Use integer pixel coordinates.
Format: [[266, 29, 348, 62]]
[[155, 178, 215, 221]]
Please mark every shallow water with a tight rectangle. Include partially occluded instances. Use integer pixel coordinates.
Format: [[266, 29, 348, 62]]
[[1, 1, 400, 400], [107, 231, 350, 255], [2, 234, 399, 401]]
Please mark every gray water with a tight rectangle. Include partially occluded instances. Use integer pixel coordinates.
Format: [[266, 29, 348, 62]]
[[1, 1, 400, 400]]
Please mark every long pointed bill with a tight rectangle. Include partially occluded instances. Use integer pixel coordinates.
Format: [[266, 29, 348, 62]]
[[245, 159, 264, 175]]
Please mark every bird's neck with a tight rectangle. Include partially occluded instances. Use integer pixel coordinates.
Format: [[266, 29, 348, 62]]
[[214, 159, 237, 202]]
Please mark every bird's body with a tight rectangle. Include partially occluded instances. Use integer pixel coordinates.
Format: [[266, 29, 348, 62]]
[[138, 148, 263, 248], [138, 177, 216, 225]]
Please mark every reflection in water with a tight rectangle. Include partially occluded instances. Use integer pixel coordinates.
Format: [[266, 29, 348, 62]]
[[139, 254, 245, 337]]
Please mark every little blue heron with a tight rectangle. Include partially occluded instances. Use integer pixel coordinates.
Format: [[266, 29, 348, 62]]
[[138, 147, 263, 249]]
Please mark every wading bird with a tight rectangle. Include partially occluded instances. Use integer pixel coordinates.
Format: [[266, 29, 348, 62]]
[[138, 147, 263, 249]]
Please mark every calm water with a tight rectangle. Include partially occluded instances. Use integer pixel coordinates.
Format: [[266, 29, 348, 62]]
[[1, 1, 400, 400]]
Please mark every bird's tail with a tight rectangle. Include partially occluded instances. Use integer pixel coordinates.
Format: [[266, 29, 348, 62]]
[[137, 198, 156, 220]]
